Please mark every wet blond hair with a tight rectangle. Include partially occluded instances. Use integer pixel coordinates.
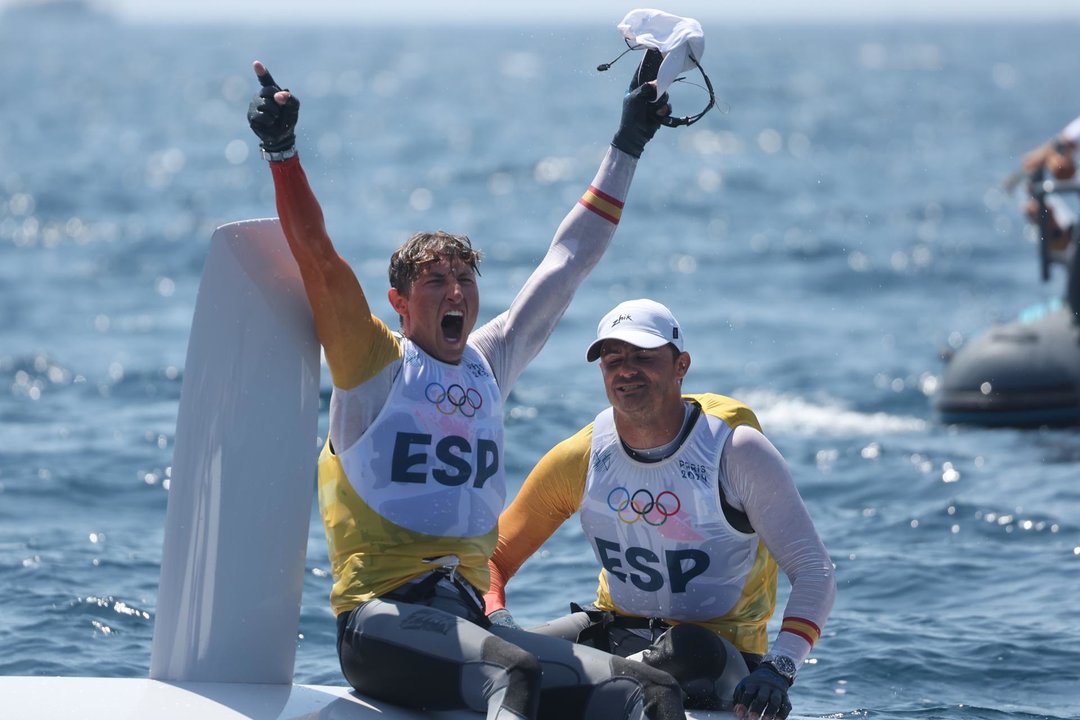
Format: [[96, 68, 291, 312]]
[[388, 230, 482, 294]]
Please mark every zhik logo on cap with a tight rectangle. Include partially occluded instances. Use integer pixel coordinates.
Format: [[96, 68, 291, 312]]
[[586, 298, 684, 362]]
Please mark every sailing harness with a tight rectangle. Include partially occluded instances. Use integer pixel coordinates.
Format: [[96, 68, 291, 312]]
[[570, 601, 672, 654], [383, 555, 492, 625]]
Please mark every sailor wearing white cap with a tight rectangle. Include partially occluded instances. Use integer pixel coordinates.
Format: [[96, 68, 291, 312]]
[[488, 299, 837, 720]]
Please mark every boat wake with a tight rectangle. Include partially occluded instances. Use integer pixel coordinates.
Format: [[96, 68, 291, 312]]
[[735, 389, 928, 437]]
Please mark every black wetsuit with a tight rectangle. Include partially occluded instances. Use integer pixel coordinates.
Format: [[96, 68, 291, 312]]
[[336, 573, 685, 720]]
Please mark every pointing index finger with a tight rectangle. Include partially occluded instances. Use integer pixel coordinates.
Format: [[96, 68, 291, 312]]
[[252, 60, 278, 89]]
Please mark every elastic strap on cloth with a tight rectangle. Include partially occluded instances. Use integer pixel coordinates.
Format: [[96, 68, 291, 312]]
[[657, 51, 715, 128]]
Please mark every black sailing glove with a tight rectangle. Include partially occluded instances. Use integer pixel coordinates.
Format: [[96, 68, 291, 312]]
[[611, 48, 671, 158], [247, 66, 300, 154], [732, 665, 793, 720]]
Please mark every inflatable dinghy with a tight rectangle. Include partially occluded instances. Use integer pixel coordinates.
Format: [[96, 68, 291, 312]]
[[937, 178, 1080, 426]]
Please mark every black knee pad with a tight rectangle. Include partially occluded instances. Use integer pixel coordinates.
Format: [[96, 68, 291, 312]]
[[610, 655, 685, 720], [640, 624, 728, 710], [480, 634, 542, 718]]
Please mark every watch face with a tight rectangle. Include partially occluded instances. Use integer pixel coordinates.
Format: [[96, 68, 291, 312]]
[[764, 654, 797, 678]]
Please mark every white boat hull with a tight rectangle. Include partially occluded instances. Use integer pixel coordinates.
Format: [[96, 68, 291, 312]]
[[0, 677, 735, 719]]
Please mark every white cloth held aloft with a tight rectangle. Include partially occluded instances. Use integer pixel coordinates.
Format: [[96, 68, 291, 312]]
[[617, 8, 706, 97]]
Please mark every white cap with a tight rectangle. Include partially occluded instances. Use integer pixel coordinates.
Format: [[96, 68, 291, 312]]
[[586, 298, 684, 362], [1062, 115, 1080, 145]]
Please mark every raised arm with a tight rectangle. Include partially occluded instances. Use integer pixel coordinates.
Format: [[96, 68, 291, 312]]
[[248, 61, 391, 390], [1021, 114, 1080, 180], [471, 55, 672, 396]]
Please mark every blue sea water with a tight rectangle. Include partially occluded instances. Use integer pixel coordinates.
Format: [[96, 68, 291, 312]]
[[1, 14, 1079, 720]]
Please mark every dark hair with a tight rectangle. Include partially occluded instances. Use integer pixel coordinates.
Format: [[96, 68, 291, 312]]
[[388, 231, 482, 294]]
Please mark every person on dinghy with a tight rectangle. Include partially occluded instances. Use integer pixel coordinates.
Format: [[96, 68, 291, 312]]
[[1020, 114, 1079, 251], [1021, 114, 1080, 182], [245, 43, 695, 719], [1018, 115, 1080, 317], [486, 299, 836, 720]]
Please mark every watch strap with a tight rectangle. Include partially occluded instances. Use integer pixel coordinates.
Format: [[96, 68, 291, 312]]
[[261, 147, 297, 162], [760, 653, 797, 685]]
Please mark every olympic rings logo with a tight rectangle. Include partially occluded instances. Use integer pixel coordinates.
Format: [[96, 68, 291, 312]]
[[607, 487, 681, 526], [425, 382, 483, 417]]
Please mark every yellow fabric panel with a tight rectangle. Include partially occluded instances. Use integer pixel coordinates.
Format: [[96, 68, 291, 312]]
[[689, 392, 763, 433], [331, 314, 403, 390], [508, 423, 594, 522], [318, 439, 498, 616]]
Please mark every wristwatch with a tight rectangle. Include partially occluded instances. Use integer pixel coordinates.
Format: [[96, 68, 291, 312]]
[[760, 653, 797, 685], [261, 147, 297, 162]]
